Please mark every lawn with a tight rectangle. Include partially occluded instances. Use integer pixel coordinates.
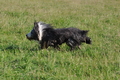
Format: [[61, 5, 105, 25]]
[[0, 0, 120, 80]]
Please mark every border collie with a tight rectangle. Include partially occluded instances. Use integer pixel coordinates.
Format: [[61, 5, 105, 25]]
[[26, 22, 91, 50]]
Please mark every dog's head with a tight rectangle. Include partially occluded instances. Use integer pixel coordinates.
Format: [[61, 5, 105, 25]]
[[26, 22, 48, 41]]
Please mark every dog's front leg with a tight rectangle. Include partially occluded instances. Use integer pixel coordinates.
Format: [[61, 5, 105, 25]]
[[54, 45, 60, 50], [41, 41, 48, 49]]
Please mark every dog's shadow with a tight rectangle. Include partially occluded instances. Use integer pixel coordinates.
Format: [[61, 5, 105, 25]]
[[3, 44, 39, 52], [2, 44, 84, 56], [4, 44, 59, 52]]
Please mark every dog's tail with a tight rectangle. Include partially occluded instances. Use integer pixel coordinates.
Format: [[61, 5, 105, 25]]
[[86, 37, 92, 44]]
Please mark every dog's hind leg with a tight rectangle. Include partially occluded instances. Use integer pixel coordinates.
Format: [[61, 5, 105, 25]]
[[66, 38, 78, 50], [70, 46, 74, 51]]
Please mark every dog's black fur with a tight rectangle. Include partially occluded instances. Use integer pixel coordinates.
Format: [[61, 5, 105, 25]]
[[48, 27, 92, 50], [26, 22, 91, 50]]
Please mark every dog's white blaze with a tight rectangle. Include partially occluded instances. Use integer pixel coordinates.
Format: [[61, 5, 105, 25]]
[[38, 22, 46, 40]]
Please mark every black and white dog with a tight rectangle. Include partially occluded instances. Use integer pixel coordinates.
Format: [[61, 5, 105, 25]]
[[26, 22, 91, 50]]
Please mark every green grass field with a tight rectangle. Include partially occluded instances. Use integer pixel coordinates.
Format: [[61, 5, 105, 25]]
[[0, 0, 120, 80]]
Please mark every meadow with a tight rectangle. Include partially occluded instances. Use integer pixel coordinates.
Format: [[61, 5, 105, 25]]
[[0, 0, 120, 80]]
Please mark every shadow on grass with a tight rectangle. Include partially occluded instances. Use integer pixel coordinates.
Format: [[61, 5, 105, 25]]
[[1, 44, 39, 52], [1, 44, 91, 57]]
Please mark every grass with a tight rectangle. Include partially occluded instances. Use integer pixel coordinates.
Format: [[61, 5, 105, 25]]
[[0, 0, 120, 80]]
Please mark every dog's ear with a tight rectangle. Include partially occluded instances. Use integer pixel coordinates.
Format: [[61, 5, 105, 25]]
[[34, 22, 38, 27], [33, 22, 39, 35]]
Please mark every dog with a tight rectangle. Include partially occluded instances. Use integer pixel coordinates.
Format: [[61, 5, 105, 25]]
[[26, 21, 91, 50]]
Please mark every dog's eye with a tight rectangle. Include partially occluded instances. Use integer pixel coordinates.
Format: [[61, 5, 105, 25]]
[[31, 31, 33, 34], [31, 30, 36, 34]]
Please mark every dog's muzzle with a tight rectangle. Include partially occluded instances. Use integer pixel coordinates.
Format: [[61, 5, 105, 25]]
[[26, 33, 32, 40]]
